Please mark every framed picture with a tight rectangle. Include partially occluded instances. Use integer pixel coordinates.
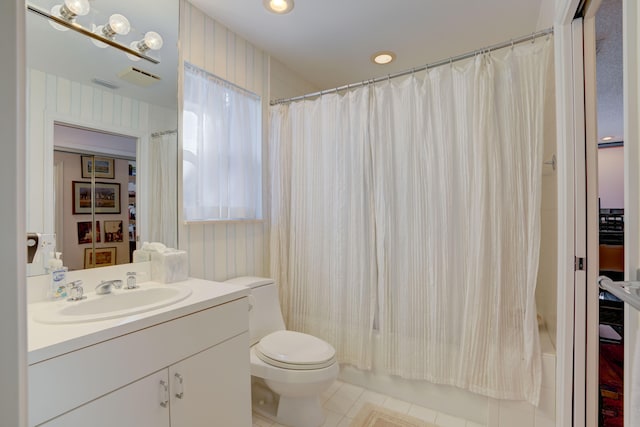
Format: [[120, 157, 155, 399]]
[[104, 220, 124, 242], [84, 247, 117, 268], [72, 181, 121, 214], [81, 156, 115, 179], [77, 221, 101, 244]]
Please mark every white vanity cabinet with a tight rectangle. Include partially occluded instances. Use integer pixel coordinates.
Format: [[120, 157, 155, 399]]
[[29, 296, 251, 427]]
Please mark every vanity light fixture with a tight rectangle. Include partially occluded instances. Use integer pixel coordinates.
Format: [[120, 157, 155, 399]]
[[27, 2, 162, 65], [126, 32, 164, 61], [263, 0, 295, 14], [602, 136, 614, 141], [49, 0, 90, 31], [372, 51, 396, 65], [91, 14, 131, 48]]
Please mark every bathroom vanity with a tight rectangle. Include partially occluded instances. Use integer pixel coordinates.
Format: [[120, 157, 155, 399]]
[[28, 277, 251, 427]]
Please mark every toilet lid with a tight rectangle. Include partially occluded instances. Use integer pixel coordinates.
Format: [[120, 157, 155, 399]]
[[256, 330, 336, 370]]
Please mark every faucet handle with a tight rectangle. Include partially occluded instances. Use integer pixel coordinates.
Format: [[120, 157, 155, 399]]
[[125, 272, 139, 289], [67, 280, 86, 301]]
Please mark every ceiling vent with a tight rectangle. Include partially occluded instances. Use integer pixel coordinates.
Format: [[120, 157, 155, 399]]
[[117, 66, 161, 87], [91, 78, 119, 90]]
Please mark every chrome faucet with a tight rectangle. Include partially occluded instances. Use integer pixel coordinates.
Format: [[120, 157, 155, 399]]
[[95, 279, 123, 295]]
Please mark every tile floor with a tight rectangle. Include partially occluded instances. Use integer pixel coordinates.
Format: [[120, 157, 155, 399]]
[[252, 380, 486, 427]]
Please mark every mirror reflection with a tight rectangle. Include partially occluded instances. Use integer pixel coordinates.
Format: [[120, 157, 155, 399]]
[[26, 0, 179, 276], [53, 124, 137, 271]]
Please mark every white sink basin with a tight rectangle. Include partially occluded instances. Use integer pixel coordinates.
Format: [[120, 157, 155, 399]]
[[33, 284, 193, 324]]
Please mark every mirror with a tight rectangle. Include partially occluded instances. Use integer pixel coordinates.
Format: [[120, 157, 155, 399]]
[[26, 0, 179, 276]]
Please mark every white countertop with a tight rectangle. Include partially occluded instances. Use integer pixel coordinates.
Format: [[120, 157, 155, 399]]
[[28, 278, 249, 365]]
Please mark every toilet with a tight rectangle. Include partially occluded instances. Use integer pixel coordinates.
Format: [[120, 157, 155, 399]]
[[225, 276, 339, 427]]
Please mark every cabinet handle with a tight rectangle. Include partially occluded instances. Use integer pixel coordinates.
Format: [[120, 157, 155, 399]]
[[174, 373, 184, 399], [159, 380, 169, 408]]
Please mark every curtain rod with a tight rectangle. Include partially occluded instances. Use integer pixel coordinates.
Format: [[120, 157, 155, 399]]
[[270, 27, 554, 106]]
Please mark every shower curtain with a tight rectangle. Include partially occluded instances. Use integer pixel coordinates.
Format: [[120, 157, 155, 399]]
[[270, 88, 378, 369], [149, 131, 178, 248], [270, 37, 551, 404]]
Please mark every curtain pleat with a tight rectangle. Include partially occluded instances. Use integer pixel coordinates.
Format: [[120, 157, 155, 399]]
[[269, 38, 552, 404], [149, 132, 178, 248]]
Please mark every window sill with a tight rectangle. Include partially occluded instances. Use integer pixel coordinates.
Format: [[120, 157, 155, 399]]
[[183, 218, 265, 225]]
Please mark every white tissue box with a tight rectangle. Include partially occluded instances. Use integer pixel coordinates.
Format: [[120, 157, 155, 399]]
[[151, 250, 188, 283], [132, 249, 151, 263]]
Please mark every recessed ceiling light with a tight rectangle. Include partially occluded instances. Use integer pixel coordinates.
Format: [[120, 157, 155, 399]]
[[602, 136, 613, 141], [372, 51, 396, 65], [263, 0, 294, 14]]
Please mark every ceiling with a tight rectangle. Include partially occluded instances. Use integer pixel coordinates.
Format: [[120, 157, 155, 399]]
[[596, 0, 623, 142], [25, 0, 622, 142], [190, 0, 547, 92]]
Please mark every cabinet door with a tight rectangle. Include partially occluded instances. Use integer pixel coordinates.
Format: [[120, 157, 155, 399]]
[[169, 332, 251, 427], [42, 370, 170, 427]]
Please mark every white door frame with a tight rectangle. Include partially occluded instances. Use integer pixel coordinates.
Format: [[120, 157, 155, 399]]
[[553, 1, 585, 425], [623, 0, 640, 425], [557, 1, 640, 425]]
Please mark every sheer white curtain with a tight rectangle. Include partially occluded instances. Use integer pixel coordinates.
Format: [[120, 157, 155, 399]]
[[269, 88, 377, 369], [371, 39, 551, 404], [149, 131, 178, 248], [269, 38, 551, 403], [183, 63, 262, 221]]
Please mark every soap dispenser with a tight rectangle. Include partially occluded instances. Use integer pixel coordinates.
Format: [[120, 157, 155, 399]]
[[47, 252, 68, 300]]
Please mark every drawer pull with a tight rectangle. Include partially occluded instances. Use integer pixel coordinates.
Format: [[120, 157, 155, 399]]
[[174, 373, 184, 399], [159, 380, 169, 407]]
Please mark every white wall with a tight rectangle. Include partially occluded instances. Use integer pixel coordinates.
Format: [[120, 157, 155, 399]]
[[26, 68, 176, 275], [598, 145, 624, 208], [536, 56, 559, 350], [270, 57, 320, 101], [0, 1, 27, 425], [179, 1, 270, 281]]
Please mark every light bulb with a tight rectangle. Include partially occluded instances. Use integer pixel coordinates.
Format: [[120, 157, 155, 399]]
[[270, 0, 288, 12], [64, 0, 90, 16], [49, 5, 69, 31], [263, 0, 294, 14], [143, 31, 163, 50], [108, 14, 130, 35], [126, 31, 163, 61], [49, 0, 89, 31]]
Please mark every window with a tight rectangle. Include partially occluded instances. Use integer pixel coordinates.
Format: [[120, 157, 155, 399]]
[[182, 62, 262, 221]]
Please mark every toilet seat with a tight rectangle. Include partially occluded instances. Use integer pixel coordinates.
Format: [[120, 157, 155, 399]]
[[255, 330, 336, 370]]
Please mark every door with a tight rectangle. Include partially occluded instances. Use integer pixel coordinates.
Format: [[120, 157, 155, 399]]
[[41, 370, 170, 427], [169, 332, 251, 427]]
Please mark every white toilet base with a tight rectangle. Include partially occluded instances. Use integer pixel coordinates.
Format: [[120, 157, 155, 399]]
[[276, 395, 326, 427]]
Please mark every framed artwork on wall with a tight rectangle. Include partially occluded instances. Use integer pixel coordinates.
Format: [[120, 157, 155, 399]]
[[77, 221, 101, 244], [81, 156, 115, 179], [104, 220, 124, 242], [72, 181, 121, 214], [84, 247, 117, 268]]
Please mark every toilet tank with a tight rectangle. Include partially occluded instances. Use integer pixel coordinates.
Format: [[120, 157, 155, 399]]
[[225, 276, 286, 345]]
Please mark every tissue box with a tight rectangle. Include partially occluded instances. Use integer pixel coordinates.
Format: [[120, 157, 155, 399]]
[[132, 249, 151, 263], [151, 250, 188, 283]]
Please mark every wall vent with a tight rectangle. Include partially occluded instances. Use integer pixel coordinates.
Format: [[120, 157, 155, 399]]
[[91, 78, 119, 90], [118, 66, 162, 87]]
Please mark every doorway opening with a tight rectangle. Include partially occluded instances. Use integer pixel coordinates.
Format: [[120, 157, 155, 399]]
[[595, 0, 624, 425]]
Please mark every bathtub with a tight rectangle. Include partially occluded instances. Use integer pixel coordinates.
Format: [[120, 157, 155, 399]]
[[339, 325, 556, 426]]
